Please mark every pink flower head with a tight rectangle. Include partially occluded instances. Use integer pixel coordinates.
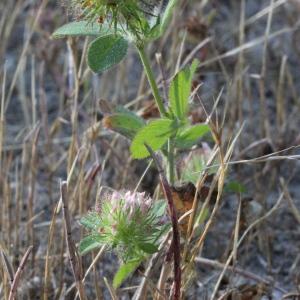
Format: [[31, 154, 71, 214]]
[[110, 191, 123, 211], [109, 190, 153, 219]]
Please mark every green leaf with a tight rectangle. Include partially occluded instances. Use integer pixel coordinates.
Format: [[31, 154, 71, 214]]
[[87, 34, 128, 73], [130, 119, 175, 159], [113, 259, 142, 288], [169, 59, 199, 120], [103, 109, 145, 140], [152, 200, 167, 218], [80, 212, 102, 230], [137, 242, 158, 254], [79, 233, 103, 255], [159, 0, 179, 37], [196, 207, 210, 225], [181, 155, 206, 184], [175, 124, 210, 149], [225, 181, 247, 194], [146, 19, 161, 41], [52, 21, 114, 38]]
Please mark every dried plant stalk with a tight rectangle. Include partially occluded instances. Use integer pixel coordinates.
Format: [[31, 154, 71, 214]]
[[8, 246, 33, 300], [60, 181, 86, 300], [0, 250, 14, 286]]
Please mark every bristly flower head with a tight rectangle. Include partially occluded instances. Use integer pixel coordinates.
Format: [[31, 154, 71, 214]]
[[69, 0, 166, 40], [80, 189, 168, 262]]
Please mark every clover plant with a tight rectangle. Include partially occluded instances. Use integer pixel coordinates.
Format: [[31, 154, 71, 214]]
[[54, 0, 211, 293]]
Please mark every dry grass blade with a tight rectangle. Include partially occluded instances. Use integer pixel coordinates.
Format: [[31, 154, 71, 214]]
[[281, 181, 300, 224], [68, 246, 106, 299], [104, 277, 118, 300], [199, 145, 300, 172], [43, 205, 58, 300], [83, 246, 105, 282], [181, 37, 211, 69], [0, 250, 14, 285], [281, 292, 300, 299], [156, 261, 172, 300], [232, 198, 242, 264], [8, 246, 33, 300], [245, 0, 287, 26], [276, 55, 287, 129], [60, 181, 86, 300], [0, 63, 6, 169]]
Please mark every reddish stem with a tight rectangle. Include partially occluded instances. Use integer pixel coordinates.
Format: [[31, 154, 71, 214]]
[[145, 144, 181, 300]]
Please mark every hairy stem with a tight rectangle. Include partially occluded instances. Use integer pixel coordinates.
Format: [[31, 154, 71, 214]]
[[137, 45, 167, 117], [137, 45, 176, 183]]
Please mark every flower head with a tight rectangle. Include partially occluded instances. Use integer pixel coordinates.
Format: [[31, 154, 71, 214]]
[[80, 189, 168, 262], [70, 0, 163, 40]]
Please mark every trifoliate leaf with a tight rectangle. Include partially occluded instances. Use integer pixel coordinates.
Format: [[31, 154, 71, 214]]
[[52, 21, 114, 38], [169, 59, 199, 120], [175, 124, 210, 149], [137, 242, 158, 254], [79, 233, 103, 255], [87, 34, 128, 73], [130, 118, 176, 159], [80, 212, 102, 230], [103, 109, 145, 140], [152, 200, 167, 218]]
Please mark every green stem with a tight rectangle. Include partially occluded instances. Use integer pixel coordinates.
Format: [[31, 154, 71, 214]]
[[137, 45, 167, 117], [137, 45, 176, 183]]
